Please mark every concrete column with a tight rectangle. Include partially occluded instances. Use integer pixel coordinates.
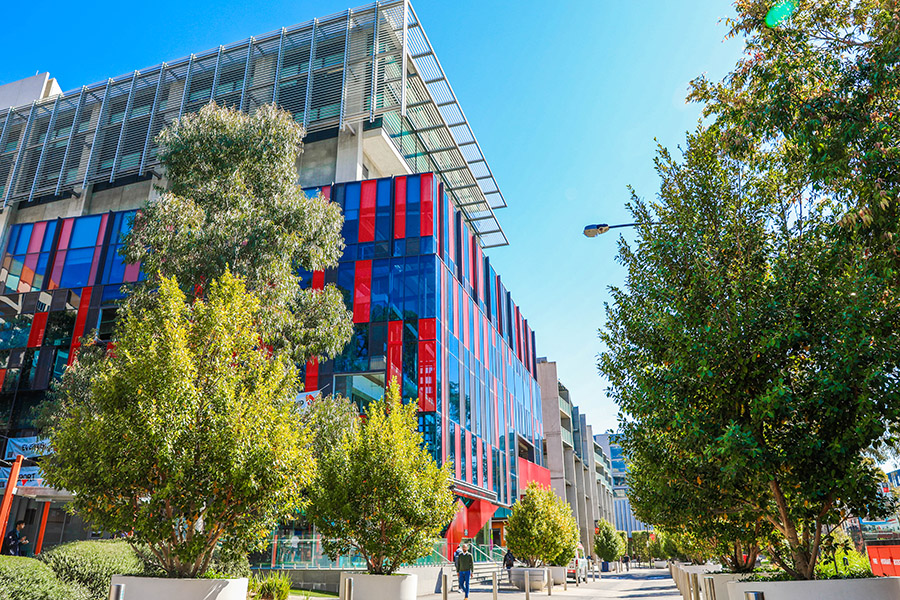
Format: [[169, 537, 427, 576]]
[[335, 120, 364, 182]]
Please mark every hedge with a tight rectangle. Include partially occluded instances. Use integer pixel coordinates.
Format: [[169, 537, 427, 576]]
[[39, 540, 147, 600], [0, 555, 90, 600]]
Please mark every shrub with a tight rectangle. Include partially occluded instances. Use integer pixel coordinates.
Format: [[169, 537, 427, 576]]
[[249, 572, 291, 600], [593, 520, 625, 562], [39, 539, 146, 600], [506, 482, 579, 567], [0, 555, 90, 600]]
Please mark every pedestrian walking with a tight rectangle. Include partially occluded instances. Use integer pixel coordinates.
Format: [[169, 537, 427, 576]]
[[3, 520, 25, 556], [623, 553, 630, 572], [456, 543, 474, 600], [503, 548, 515, 584]]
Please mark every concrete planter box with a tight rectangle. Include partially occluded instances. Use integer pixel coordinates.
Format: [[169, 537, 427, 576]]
[[727, 577, 900, 600], [509, 567, 548, 591], [700, 572, 746, 600], [109, 576, 247, 600], [549, 566, 566, 585], [338, 571, 417, 600], [652, 560, 667, 568]]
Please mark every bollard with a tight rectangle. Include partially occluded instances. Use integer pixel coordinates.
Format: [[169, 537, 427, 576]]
[[492, 571, 498, 600], [108, 584, 125, 600], [563, 573, 567, 591], [744, 593, 765, 600], [442, 572, 448, 600], [345, 576, 354, 600], [547, 568, 552, 595], [575, 566, 579, 587], [691, 573, 701, 600], [703, 576, 716, 600], [525, 570, 531, 600]]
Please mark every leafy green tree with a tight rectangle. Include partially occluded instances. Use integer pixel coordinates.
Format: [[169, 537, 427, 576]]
[[631, 531, 651, 565], [42, 274, 313, 578], [593, 520, 625, 563], [599, 128, 900, 579], [123, 103, 352, 363], [306, 379, 455, 575], [506, 483, 579, 568], [689, 0, 900, 252]]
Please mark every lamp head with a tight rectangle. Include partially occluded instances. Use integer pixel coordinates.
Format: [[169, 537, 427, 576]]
[[583, 224, 611, 237]]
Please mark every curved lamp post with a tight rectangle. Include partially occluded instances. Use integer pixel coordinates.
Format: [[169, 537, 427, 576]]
[[583, 223, 640, 238]]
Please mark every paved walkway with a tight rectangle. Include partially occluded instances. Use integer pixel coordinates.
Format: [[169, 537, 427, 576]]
[[420, 568, 681, 600]]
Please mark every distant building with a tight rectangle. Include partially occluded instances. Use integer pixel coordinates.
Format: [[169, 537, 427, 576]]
[[537, 359, 614, 555], [594, 433, 651, 537]]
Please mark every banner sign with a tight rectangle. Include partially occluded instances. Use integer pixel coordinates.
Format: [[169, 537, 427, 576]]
[[4, 436, 52, 460], [0, 466, 45, 488]]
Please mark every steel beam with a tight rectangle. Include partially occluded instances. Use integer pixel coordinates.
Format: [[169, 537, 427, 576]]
[[82, 80, 112, 190], [139, 65, 166, 176], [369, 2, 380, 122], [29, 96, 61, 201], [5, 101, 37, 206], [56, 87, 86, 195], [110, 71, 139, 182], [239, 39, 254, 111], [210, 46, 224, 103], [302, 20, 319, 129], [338, 9, 353, 129], [272, 28, 286, 104]]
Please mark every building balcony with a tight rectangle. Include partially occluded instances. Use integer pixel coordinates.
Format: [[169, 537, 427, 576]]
[[561, 427, 574, 448], [559, 396, 572, 419]]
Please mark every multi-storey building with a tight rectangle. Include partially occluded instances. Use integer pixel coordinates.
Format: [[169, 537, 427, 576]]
[[0, 0, 548, 557], [594, 432, 651, 538], [537, 359, 613, 556]]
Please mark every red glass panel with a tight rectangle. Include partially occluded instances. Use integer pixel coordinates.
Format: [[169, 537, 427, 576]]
[[27, 222, 47, 254], [353, 260, 372, 323], [388, 320, 403, 386], [417, 339, 436, 412], [465, 430, 472, 483], [487, 443, 493, 492], [420, 173, 434, 238], [455, 426, 462, 479], [321, 185, 332, 200], [419, 317, 436, 341], [123, 262, 141, 283], [87, 213, 110, 286], [476, 437, 483, 489], [0, 369, 5, 390], [27, 312, 49, 347], [57, 218, 74, 250], [394, 176, 406, 239], [68, 287, 93, 365], [305, 357, 319, 392], [312, 270, 324, 290], [359, 179, 377, 243]]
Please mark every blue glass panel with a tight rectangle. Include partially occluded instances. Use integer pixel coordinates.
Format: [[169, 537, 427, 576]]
[[69, 215, 102, 249], [13, 224, 32, 255], [103, 252, 126, 285], [371, 259, 389, 322], [6, 225, 21, 255], [35, 252, 50, 277], [343, 183, 360, 245], [375, 178, 392, 241], [102, 284, 128, 303], [389, 259, 403, 320], [59, 247, 95, 288], [403, 256, 419, 318], [405, 175, 420, 238], [41, 222, 58, 253], [422, 254, 436, 319]]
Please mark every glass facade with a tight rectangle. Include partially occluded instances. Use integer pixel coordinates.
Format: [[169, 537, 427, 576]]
[[0, 211, 140, 436], [300, 174, 545, 514], [0, 173, 545, 553]]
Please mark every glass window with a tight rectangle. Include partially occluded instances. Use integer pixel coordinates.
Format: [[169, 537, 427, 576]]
[[69, 215, 102, 249], [59, 247, 95, 288]]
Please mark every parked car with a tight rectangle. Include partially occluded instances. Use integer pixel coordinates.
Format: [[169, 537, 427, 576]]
[[567, 543, 589, 582]]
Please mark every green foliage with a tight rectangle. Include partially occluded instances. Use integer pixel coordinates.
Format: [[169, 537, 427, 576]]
[[249, 572, 292, 600], [43, 273, 315, 578], [506, 482, 579, 567], [307, 379, 455, 575], [689, 0, 900, 254], [599, 127, 900, 579], [630, 531, 650, 562], [593, 520, 625, 562], [0, 555, 90, 600], [38, 540, 146, 600], [123, 102, 352, 364]]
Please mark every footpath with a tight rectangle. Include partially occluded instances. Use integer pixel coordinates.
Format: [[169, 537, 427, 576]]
[[419, 567, 681, 600]]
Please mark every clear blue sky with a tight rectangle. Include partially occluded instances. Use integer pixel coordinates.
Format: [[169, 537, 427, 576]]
[[1, 0, 744, 434]]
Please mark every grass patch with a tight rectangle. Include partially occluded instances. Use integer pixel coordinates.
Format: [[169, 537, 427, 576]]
[[289, 590, 338, 598]]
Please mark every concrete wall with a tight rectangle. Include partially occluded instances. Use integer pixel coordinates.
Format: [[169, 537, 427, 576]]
[[257, 565, 446, 597], [0, 73, 60, 111]]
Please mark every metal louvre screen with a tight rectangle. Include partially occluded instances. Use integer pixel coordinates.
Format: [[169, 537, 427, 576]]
[[0, 0, 507, 248]]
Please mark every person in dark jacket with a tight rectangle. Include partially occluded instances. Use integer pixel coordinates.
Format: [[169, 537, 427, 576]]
[[503, 549, 515, 583], [456, 543, 474, 600], [4, 520, 25, 556]]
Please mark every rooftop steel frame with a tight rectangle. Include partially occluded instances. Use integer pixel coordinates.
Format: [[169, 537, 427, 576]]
[[0, 0, 507, 246]]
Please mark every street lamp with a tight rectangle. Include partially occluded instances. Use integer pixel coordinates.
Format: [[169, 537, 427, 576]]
[[583, 222, 640, 238]]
